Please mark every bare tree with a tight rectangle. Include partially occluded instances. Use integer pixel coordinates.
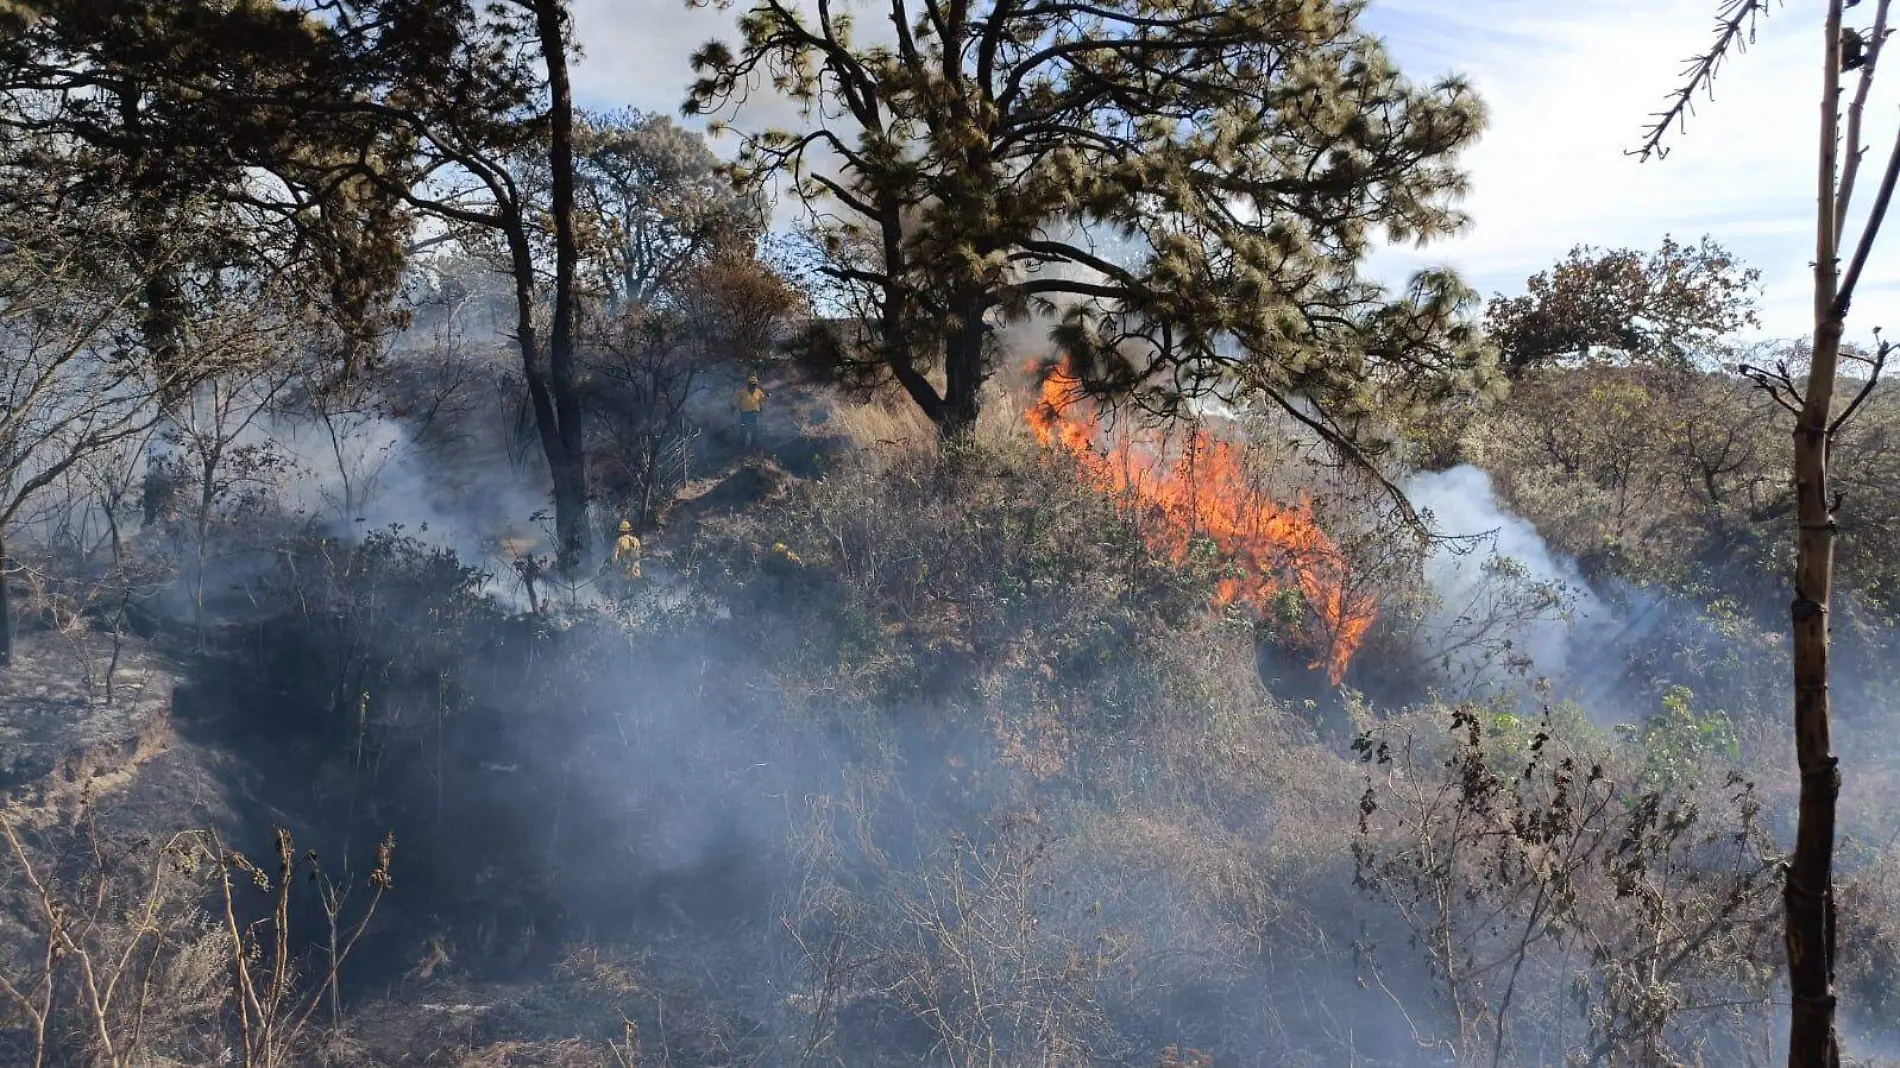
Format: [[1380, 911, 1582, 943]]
[[1639, 1, 1900, 1061], [167, 358, 297, 645], [0, 213, 204, 667], [590, 309, 704, 531]]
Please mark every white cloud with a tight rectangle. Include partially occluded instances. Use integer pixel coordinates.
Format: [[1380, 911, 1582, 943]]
[[1363, 0, 1900, 342], [569, 0, 833, 225], [569, 0, 1900, 342], [568, 0, 726, 116]]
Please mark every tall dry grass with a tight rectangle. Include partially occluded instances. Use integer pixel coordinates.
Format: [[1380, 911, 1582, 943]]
[[828, 383, 1032, 458]]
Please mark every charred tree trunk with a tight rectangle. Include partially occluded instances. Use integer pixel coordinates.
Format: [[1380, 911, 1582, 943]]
[[493, 0, 590, 573], [1787, 6, 1846, 1064], [0, 528, 11, 668], [1789, 327, 1845, 1068], [858, 198, 988, 436], [533, 0, 590, 570], [503, 222, 573, 564], [941, 303, 987, 437], [138, 266, 184, 527], [875, 203, 950, 428], [1788, 338, 1844, 1068]]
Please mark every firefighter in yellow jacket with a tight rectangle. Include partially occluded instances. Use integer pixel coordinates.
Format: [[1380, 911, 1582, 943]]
[[609, 519, 642, 593], [733, 373, 767, 449]]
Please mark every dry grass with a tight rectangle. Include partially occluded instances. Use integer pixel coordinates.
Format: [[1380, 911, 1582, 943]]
[[829, 382, 1031, 458], [437, 1038, 611, 1068]]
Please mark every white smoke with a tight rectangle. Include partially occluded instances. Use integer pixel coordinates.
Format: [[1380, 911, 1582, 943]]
[[1403, 464, 1616, 694]]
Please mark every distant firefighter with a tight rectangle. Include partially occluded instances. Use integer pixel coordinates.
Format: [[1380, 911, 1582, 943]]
[[733, 372, 768, 448], [610, 519, 643, 584]]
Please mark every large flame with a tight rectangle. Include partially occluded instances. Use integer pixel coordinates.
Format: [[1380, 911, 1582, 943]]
[[1026, 362, 1375, 683]]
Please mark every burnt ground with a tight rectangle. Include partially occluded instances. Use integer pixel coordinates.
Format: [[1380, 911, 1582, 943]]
[[0, 631, 185, 829]]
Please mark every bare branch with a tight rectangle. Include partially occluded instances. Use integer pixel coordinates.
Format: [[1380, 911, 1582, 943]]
[[1633, 0, 1781, 161], [1835, 121, 1900, 318], [1836, 0, 1894, 239], [1738, 362, 1807, 415], [1829, 335, 1890, 434]]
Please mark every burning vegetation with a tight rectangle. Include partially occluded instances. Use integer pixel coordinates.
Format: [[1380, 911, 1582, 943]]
[[1027, 361, 1375, 683]]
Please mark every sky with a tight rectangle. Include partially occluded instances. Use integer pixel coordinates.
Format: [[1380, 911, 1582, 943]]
[[566, 0, 1900, 343]]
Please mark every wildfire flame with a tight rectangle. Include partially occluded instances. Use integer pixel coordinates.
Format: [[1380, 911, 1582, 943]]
[[1025, 362, 1375, 683]]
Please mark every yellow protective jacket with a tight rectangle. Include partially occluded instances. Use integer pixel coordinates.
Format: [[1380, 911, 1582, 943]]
[[734, 386, 767, 413], [612, 533, 643, 578]]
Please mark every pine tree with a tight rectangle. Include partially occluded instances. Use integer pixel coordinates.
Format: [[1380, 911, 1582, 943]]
[[688, 0, 1495, 473]]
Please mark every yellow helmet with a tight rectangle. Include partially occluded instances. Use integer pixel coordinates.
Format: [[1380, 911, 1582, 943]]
[[619, 519, 633, 532]]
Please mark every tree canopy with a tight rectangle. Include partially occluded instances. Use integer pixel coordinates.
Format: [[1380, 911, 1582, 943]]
[[573, 109, 765, 311], [0, 0, 415, 368], [1484, 235, 1761, 378], [688, 0, 1495, 469]]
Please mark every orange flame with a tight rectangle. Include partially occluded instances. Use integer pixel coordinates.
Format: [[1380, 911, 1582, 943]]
[[1025, 362, 1375, 683]]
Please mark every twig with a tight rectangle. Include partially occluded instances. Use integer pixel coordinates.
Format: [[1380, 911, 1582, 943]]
[[1737, 360, 1806, 415], [1829, 335, 1891, 435], [1633, 0, 1783, 161]]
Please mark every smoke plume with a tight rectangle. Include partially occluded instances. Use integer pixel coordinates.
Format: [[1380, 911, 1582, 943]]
[[1403, 464, 1617, 696]]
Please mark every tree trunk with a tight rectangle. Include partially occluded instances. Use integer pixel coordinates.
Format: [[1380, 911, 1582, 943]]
[[886, 342, 946, 428], [1788, 330, 1843, 1068], [861, 195, 961, 430], [139, 268, 184, 527], [122, 79, 187, 531], [534, 0, 590, 571], [1787, 7, 1845, 1064], [504, 223, 571, 558], [0, 528, 11, 668], [940, 304, 987, 437]]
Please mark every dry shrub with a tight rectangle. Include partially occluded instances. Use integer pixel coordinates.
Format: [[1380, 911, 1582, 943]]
[[1353, 703, 1782, 1066], [557, 942, 646, 1000], [0, 808, 391, 1068], [742, 435, 1396, 1062], [717, 417, 1415, 1063], [1841, 844, 1900, 1036], [1041, 641, 1375, 1065], [1158, 1046, 1216, 1068], [777, 792, 1129, 1068], [891, 819, 1120, 1067], [1071, 650, 1351, 947]]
